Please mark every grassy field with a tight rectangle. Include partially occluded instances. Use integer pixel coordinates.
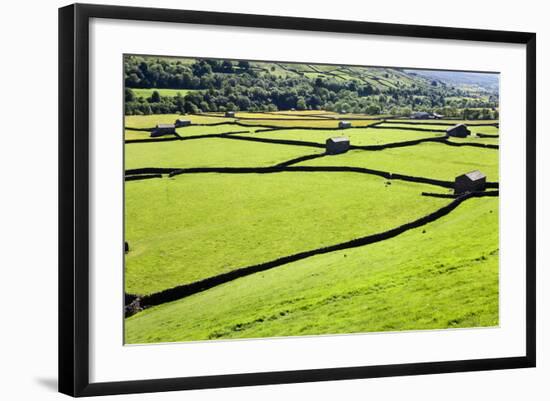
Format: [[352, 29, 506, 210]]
[[125, 197, 498, 343], [125, 173, 448, 295], [297, 142, 499, 182], [124, 111, 500, 343], [385, 119, 498, 125], [376, 123, 499, 133], [232, 112, 331, 120], [124, 124, 259, 141], [125, 114, 234, 129], [237, 119, 381, 128], [125, 137, 321, 170], [236, 128, 444, 146], [131, 88, 198, 98]]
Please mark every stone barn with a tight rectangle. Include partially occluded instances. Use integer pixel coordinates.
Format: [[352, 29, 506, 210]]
[[124, 241, 129, 253], [150, 123, 176, 137], [446, 123, 470, 138], [326, 136, 350, 155], [338, 121, 352, 129], [175, 119, 191, 127], [225, 111, 236, 118], [454, 170, 486, 194], [411, 111, 431, 119]]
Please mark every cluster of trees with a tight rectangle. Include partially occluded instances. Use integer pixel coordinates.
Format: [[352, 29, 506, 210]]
[[124, 56, 499, 119]]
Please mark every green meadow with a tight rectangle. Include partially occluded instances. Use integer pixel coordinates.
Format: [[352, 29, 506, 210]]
[[236, 128, 444, 146], [237, 118, 379, 129], [131, 88, 198, 98], [297, 142, 499, 182], [125, 173, 448, 295], [124, 111, 500, 343], [125, 137, 321, 170], [125, 114, 233, 129], [125, 197, 498, 343], [125, 124, 259, 141]]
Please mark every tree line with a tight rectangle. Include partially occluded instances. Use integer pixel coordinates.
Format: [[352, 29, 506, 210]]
[[124, 56, 499, 119]]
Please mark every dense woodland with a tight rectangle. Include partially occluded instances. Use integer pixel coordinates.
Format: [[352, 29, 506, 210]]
[[124, 56, 499, 119]]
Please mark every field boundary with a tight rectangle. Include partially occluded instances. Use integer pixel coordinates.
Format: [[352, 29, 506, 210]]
[[125, 165, 499, 192], [369, 125, 447, 133], [381, 120, 499, 127], [125, 174, 163, 181], [126, 190, 499, 311]]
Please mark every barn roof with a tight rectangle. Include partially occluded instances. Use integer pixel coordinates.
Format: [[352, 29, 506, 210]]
[[462, 170, 486, 181], [156, 123, 175, 129], [328, 136, 350, 143], [446, 123, 467, 131]]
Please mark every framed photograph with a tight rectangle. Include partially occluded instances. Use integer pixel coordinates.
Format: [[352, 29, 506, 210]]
[[58, 3, 536, 397]]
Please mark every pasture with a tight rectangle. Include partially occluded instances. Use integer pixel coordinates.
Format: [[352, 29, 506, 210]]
[[235, 127, 444, 146], [124, 111, 500, 343], [126, 197, 498, 343], [131, 88, 198, 98]]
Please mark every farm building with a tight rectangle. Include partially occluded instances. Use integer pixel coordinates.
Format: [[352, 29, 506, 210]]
[[225, 111, 236, 118], [125, 241, 129, 253], [326, 136, 350, 155], [411, 111, 432, 119], [454, 170, 486, 194], [175, 119, 191, 127], [446, 123, 471, 138], [338, 121, 352, 129], [150, 124, 176, 137]]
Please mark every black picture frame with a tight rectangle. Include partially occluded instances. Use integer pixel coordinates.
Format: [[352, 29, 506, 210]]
[[58, 3, 536, 397]]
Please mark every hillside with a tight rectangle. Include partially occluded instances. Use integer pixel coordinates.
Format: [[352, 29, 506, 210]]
[[124, 55, 499, 119]]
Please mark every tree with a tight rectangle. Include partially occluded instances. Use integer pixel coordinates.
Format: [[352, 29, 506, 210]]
[[125, 88, 136, 102], [296, 97, 307, 110], [225, 101, 237, 111], [222, 60, 234, 73], [123, 55, 498, 117], [236, 95, 251, 110], [149, 90, 161, 103], [238, 60, 250, 70]]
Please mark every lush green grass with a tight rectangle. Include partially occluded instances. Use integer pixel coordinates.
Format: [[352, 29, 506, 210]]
[[385, 119, 498, 125], [447, 136, 499, 145], [125, 137, 322, 170], [298, 142, 499, 182], [125, 173, 448, 295], [124, 124, 260, 141], [175, 124, 258, 137], [232, 112, 328, 120], [125, 114, 234, 129], [131, 88, 198, 98], [125, 129, 153, 141], [236, 128, 443, 146], [377, 123, 454, 131], [468, 126, 499, 135], [267, 110, 337, 116], [123, 112, 500, 342], [238, 119, 381, 128], [377, 123, 499, 135], [125, 197, 498, 343]]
